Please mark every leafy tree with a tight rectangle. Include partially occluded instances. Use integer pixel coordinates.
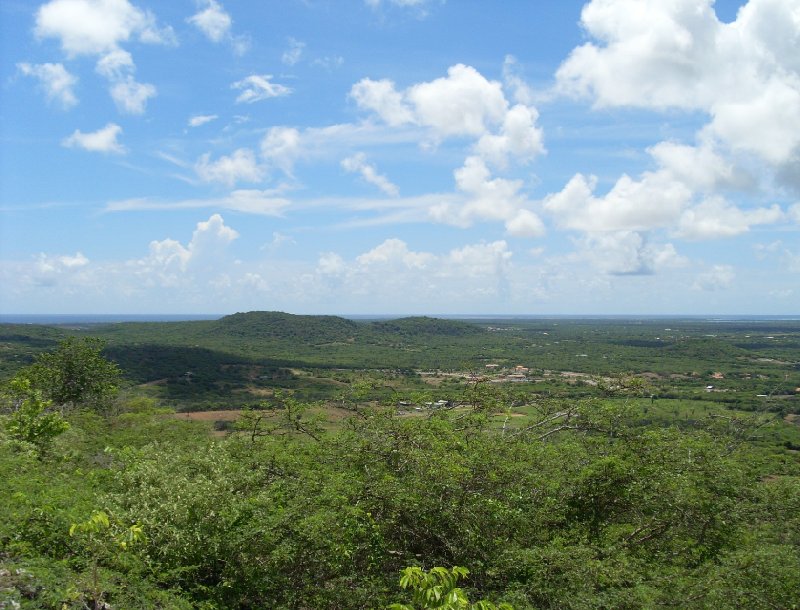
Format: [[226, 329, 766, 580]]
[[19, 337, 121, 412], [68, 510, 145, 609], [3, 377, 69, 454], [389, 566, 513, 610]]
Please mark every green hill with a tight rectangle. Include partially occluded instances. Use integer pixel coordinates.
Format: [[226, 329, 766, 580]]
[[369, 316, 484, 337], [208, 311, 359, 344]]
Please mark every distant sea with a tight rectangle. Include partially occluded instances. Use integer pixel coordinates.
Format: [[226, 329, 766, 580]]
[[0, 314, 223, 325]]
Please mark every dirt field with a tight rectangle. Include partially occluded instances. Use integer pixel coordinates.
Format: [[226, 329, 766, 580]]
[[174, 410, 242, 421]]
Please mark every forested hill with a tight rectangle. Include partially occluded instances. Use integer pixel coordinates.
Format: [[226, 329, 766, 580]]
[[209, 311, 361, 343], [369, 316, 484, 337]]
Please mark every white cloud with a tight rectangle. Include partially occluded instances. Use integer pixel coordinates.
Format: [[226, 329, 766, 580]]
[[37, 251, 89, 272], [555, 0, 800, 166], [282, 37, 305, 65], [676, 198, 783, 240], [94, 48, 134, 79], [502, 55, 536, 106], [407, 64, 507, 138], [341, 152, 399, 196], [572, 231, 687, 275], [195, 148, 264, 186], [62, 123, 125, 153], [314, 237, 515, 308], [187, 0, 231, 42], [445, 241, 512, 277], [109, 75, 156, 114], [353, 65, 513, 140], [317, 252, 346, 276], [232, 74, 291, 103], [351, 63, 545, 173], [357, 238, 433, 269], [27, 252, 91, 288], [260, 127, 302, 175], [187, 0, 248, 53], [17, 62, 78, 108], [35, 0, 175, 57], [34, 0, 171, 115], [647, 140, 743, 192], [188, 114, 218, 127], [136, 214, 239, 286], [350, 78, 414, 127], [544, 171, 692, 233], [693, 264, 735, 291], [475, 103, 544, 168], [429, 156, 545, 237], [505, 210, 546, 238]]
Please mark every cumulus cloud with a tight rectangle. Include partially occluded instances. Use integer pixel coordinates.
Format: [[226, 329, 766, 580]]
[[350, 78, 414, 127], [429, 156, 545, 237], [260, 127, 302, 175], [350, 63, 545, 179], [195, 148, 264, 186], [356, 238, 433, 268], [407, 64, 508, 138], [351, 64, 544, 146], [543, 135, 775, 239], [62, 123, 125, 153], [232, 75, 291, 103], [34, 0, 168, 114], [3, 252, 92, 292], [139, 214, 238, 283], [352, 64, 508, 139], [543, 172, 692, 233], [572, 231, 687, 276], [341, 152, 399, 196], [35, 0, 174, 57], [676, 198, 783, 240], [555, 0, 800, 166], [17, 62, 78, 108], [475, 103, 544, 168]]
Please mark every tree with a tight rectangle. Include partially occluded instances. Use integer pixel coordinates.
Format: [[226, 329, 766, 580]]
[[3, 377, 69, 454], [389, 566, 513, 610], [20, 337, 121, 412]]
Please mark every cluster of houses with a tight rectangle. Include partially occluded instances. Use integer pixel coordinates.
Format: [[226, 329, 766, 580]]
[[484, 363, 531, 383]]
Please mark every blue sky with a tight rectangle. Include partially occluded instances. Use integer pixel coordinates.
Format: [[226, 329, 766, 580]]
[[1, 0, 799, 315]]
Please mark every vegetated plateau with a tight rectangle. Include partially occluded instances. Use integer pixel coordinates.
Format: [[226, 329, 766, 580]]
[[1, 311, 799, 609]]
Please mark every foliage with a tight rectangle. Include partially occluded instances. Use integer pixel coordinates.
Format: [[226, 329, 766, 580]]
[[18, 337, 121, 412], [3, 377, 69, 453], [67, 510, 145, 609], [390, 566, 513, 610], [0, 316, 798, 608]]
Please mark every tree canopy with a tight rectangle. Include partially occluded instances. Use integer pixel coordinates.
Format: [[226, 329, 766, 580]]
[[19, 337, 121, 411]]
